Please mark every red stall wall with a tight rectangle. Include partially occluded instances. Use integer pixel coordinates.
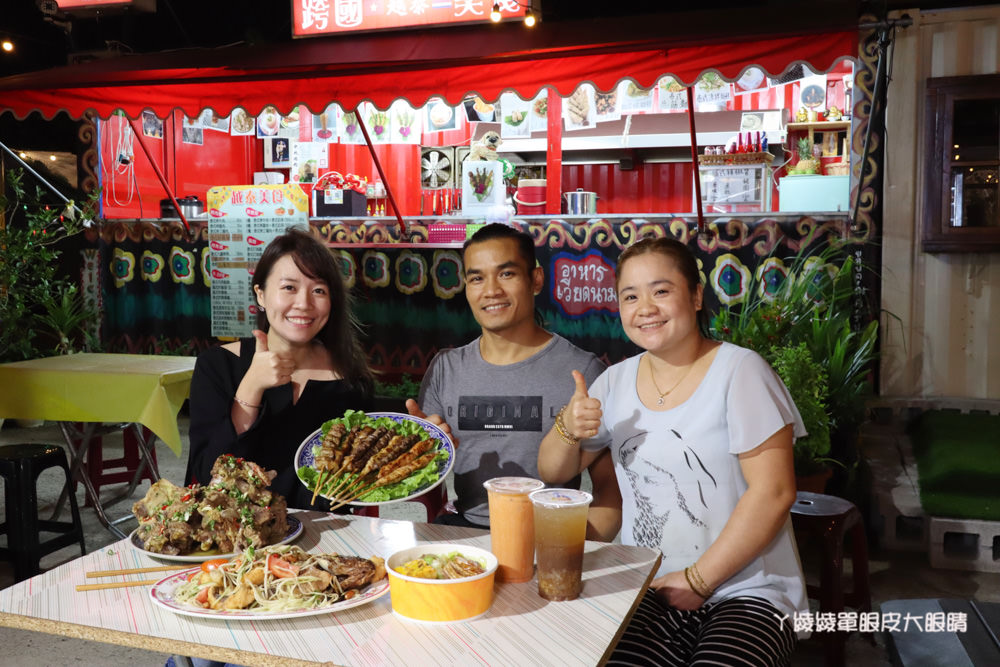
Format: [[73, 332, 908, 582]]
[[562, 162, 694, 214], [99, 113, 257, 218], [311, 143, 421, 217]]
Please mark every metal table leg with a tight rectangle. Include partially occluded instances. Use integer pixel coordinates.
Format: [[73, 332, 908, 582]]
[[54, 420, 163, 540]]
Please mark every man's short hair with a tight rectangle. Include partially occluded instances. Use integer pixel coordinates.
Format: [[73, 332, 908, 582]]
[[462, 223, 536, 272]]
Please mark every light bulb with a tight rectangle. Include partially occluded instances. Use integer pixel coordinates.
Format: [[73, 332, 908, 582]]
[[1, 41, 13, 53], [524, 9, 536, 27], [490, 2, 501, 22], [49, 155, 57, 161]]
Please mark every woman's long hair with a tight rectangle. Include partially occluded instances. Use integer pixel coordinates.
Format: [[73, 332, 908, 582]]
[[251, 227, 374, 395]]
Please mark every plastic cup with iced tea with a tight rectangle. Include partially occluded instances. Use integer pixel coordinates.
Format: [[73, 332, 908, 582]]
[[483, 477, 545, 583], [529, 488, 593, 601]]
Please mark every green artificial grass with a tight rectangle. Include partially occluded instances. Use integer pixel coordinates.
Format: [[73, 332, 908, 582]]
[[910, 410, 1000, 521]]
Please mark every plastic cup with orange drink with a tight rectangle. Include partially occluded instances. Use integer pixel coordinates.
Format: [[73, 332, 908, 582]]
[[483, 477, 545, 583]]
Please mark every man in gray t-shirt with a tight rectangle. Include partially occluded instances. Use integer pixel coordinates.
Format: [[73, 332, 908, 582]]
[[407, 224, 620, 535]]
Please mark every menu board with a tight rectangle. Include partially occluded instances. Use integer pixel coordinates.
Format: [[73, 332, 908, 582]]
[[206, 185, 310, 338], [696, 165, 767, 212]]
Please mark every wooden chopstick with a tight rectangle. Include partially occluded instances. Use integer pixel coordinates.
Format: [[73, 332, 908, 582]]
[[87, 565, 193, 578], [77, 579, 162, 591]]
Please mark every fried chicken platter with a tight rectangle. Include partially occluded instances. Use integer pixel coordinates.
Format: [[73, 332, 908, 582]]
[[132, 454, 292, 559]]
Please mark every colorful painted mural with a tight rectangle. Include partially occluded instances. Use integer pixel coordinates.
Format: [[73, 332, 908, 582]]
[[91, 214, 868, 376]]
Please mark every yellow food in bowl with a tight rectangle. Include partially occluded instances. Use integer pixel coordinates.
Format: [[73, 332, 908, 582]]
[[387, 544, 498, 623], [395, 553, 487, 580], [396, 559, 438, 579]]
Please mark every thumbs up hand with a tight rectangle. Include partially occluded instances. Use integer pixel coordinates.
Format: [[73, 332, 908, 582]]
[[564, 370, 603, 440], [246, 329, 296, 389]]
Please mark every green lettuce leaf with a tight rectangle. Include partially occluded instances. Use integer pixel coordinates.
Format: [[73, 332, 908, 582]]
[[302, 411, 447, 503]]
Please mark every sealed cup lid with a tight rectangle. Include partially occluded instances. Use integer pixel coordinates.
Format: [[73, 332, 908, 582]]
[[529, 488, 593, 508], [483, 477, 545, 495]]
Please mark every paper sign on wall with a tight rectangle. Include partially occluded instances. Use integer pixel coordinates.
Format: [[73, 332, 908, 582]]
[[290, 142, 328, 184], [460, 161, 506, 216], [206, 185, 310, 338]]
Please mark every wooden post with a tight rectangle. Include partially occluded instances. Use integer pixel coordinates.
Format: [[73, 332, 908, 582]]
[[686, 87, 705, 233]]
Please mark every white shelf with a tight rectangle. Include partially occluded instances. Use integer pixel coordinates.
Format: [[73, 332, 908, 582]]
[[499, 130, 787, 153]]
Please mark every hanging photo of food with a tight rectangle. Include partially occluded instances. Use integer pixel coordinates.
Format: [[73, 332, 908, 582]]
[[529, 91, 548, 133], [312, 104, 338, 142], [594, 89, 621, 121], [658, 77, 688, 112], [564, 85, 596, 131], [500, 92, 530, 139], [340, 104, 368, 145], [618, 80, 653, 114], [230, 108, 256, 136], [390, 99, 422, 145], [425, 99, 458, 132], [257, 106, 281, 138]]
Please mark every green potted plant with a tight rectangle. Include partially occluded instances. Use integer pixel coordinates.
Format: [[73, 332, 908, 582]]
[[0, 167, 98, 363], [770, 342, 833, 488], [372, 374, 422, 412], [712, 247, 879, 485]]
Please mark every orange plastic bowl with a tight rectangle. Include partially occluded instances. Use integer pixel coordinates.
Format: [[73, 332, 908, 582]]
[[386, 544, 498, 623]]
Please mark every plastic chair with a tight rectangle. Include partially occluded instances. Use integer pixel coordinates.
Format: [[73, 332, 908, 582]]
[[69, 423, 158, 507], [791, 490, 873, 667], [0, 443, 87, 582]]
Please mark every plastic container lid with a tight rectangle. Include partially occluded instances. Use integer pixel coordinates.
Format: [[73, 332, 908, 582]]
[[528, 488, 593, 508], [518, 179, 546, 187], [483, 477, 545, 495]]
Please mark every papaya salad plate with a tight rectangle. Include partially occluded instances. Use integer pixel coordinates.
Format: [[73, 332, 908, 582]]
[[149, 544, 390, 620], [295, 411, 455, 506]]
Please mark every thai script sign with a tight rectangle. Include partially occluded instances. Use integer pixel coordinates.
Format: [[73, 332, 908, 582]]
[[551, 250, 618, 317]]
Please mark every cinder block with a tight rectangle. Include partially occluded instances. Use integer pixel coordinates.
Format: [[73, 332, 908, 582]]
[[928, 516, 1000, 573], [873, 490, 928, 552]]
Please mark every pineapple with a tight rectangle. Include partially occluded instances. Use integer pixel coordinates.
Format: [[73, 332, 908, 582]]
[[795, 137, 819, 174]]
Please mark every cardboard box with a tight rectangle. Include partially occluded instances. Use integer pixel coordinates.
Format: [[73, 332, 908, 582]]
[[313, 188, 367, 217]]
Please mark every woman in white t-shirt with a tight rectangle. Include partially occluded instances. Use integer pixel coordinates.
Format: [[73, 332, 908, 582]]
[[538, 237, 807, 667]]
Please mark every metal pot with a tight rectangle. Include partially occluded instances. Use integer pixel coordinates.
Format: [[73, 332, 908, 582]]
[[160, 195, 205, 219], [562, 189, 599, 215]]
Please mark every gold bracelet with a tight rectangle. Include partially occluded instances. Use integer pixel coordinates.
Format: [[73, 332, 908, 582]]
[[683, 566, 702, 597], [234, 396, 261, 410], [554, 405, 580, 446], [687, 563, 714, 599]]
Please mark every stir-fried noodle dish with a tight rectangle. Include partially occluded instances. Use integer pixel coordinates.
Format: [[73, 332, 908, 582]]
[[394, 552, 487, 580], [175, 544, 386, 612]]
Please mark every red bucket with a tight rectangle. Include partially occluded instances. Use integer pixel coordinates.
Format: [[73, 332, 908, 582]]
[[513, 179, 546, 213]]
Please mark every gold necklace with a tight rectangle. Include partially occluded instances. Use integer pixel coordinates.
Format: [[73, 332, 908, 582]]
[[647, 353, 696, 406]]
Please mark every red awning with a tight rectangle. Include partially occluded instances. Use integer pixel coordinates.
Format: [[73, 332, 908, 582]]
[[0, 24, 856, 121]]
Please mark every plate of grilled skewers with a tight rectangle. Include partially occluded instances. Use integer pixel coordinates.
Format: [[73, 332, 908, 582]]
[[295, 410, 454, 510]]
